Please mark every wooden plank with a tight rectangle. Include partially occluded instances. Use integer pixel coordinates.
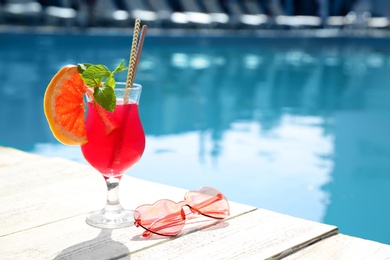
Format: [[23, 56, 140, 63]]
[[282, 234, 390, 259], [0, 154, 104, 236], [129, 208, 338, 260]]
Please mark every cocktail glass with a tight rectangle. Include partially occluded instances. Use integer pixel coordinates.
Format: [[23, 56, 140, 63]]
[[81, 83, 145, 229]]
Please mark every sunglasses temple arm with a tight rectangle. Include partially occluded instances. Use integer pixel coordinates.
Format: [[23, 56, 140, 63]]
[[141, 211, 185, 237], [190, 193, 224, 213]]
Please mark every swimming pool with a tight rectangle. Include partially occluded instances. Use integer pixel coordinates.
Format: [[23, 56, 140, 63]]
[[1, 31, 390, 245]]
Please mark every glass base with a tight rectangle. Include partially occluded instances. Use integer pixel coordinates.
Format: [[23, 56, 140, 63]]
[[86, 209, 135, 229]]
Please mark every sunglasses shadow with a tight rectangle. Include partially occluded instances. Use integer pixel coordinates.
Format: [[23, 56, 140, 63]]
[[131, 218, 230, 241]]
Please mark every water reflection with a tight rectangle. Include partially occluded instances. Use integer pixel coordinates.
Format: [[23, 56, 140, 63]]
[[1, 34, 390, 244], [323, 112, 390, 243]]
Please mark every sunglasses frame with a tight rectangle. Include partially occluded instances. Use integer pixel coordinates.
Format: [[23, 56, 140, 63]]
[[134, 187, 230, 237]]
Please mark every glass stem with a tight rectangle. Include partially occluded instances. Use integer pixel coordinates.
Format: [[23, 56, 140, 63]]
[[103, 177, 124, 218]]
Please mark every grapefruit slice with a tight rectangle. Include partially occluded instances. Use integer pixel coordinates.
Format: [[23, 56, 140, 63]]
[[44, 65, 88, 145]]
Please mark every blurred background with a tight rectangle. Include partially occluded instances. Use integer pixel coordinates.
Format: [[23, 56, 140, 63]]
[[1, 0, 390, 245], [1, 0, 390, 31]]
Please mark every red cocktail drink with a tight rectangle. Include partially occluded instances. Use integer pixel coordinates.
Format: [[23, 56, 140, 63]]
[[81, 101, 145, 178], [81, 84, 145, 228]]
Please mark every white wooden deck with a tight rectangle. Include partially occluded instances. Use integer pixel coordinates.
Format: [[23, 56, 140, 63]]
[[0, 146, 389, 259]]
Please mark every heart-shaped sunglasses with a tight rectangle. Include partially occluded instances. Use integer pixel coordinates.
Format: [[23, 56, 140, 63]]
[[134, 187, 230, 237]]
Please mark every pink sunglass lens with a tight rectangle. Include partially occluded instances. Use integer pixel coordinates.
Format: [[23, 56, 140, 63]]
[[134, 200, 186, 237], [185, 187, 230, 219]]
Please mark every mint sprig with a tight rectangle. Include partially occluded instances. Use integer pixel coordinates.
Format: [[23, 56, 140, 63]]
[[78, 60, 128, 112]]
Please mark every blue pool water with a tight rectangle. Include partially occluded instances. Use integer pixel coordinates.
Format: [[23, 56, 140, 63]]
[[1, 32, 390, 244]]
